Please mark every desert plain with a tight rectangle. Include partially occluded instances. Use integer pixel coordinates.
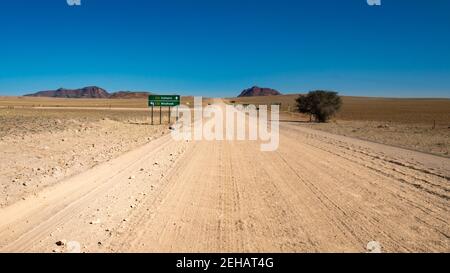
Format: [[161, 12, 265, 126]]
[[0, 95, 449, 253]]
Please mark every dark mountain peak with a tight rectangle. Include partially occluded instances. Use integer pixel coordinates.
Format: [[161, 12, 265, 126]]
[[83, 86, 104, 90], [25, 86, 110, 98], [24, 86, 153, 99], [238, 86, 282, 97]]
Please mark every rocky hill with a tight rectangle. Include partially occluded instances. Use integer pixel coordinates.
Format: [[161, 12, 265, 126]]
[[25, 86, 109, 98], [238, 86, 281, 97], [24, 86, 152, 99]]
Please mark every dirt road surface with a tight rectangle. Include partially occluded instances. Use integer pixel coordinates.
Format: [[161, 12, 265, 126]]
[[0, 103, 448, 253]]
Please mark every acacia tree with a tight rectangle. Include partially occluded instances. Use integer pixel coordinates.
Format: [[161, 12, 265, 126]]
[[296, 94, 313, 122], [296, 90, 342, 122]]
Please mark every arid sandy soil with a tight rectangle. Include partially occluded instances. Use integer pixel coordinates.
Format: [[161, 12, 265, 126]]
[[301, 120, 450, 157], [0, 108, 169, 207], [0, 102, 448, 253], [230, 96, 450, 157]]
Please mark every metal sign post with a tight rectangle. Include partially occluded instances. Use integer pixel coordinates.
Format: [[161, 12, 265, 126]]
[[151, 105, 154, 125], [168, 106, 171, 124], [148, 95, 180, 125]]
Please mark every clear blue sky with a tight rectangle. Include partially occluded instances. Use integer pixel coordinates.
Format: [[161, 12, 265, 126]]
[[0, 0, 449, 97]]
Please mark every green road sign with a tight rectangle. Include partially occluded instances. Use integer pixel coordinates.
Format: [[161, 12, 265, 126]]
[[148, 95, 180, 107], [149, 101, 179, 107]]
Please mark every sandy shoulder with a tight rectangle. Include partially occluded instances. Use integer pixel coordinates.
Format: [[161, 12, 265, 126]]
[[0, 117, 168, 208]]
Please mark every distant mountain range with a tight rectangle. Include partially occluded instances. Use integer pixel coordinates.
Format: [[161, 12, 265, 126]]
[[24, 86, 152, 99], [24, 85, 282, 99], [238, 86, 282, 97]]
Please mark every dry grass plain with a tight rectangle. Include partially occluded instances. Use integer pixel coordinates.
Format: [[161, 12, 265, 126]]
[[0, 96, 206, 109], [0, 96, 148, 108], [226, 95, 450, 124], [225, 95, 450, 157]]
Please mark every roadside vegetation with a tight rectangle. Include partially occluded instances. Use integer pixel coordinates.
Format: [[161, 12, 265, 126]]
[[295, 90, 342, 122]]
